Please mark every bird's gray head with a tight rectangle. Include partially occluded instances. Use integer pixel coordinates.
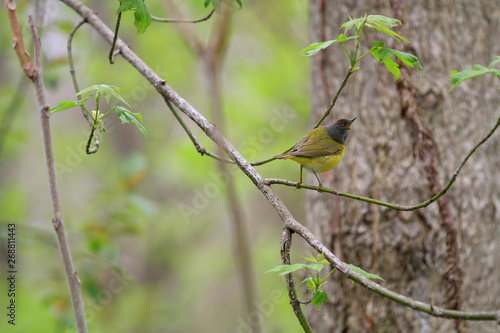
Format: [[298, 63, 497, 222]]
[[325, 117, 356, 144]]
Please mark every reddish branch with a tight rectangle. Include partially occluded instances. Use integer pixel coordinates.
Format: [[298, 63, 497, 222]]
[[390, 0, 464, 331], [4, 0, 35, 77]]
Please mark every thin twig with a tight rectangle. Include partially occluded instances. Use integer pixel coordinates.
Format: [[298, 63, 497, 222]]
[[4, 6, 88, 331], [151, 8, 215, 23], [313, 66, 355, 129], [164, 97, 233, 163], [58, 0, 500, 324], [109, 12, 121, 64], [281, 228, 315, 332], [67, 18, 99, 154]]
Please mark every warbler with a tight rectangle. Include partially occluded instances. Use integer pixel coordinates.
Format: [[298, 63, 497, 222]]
[[275, 117, 356, 190]]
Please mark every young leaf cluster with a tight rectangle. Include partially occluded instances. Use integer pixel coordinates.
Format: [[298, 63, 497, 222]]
[[301, 14, 423, 80], [268, 251, 384, 307], [50, 84, 148, 139]]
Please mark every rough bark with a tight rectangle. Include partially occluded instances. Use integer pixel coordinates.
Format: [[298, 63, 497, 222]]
[[307, 1, 500, 332]]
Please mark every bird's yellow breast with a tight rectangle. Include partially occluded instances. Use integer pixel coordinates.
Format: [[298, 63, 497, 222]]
[[288, 147, 346, 173]]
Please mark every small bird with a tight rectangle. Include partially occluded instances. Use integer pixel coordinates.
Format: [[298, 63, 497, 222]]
[[275, 117, 356, 190]]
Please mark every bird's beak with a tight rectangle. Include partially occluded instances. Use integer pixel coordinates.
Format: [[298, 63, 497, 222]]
[[350, 117, 357, 123]]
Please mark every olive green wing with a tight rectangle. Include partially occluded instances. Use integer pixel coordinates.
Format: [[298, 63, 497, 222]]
[[287, 127, 343, 158]]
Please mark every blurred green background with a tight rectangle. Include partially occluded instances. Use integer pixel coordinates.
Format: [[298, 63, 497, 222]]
[[0, 1, 315, 332]]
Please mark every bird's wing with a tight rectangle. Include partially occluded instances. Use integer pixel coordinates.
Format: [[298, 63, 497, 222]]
[[288, 128, 343, 157]]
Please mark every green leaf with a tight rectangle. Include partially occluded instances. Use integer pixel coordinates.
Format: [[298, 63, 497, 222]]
[[337, 34, 358, 43], [366, 22, 408, 46], [306, 263, 326, 272], [341, 17, 365, 32], [266, 264, 307, 275], [370, 46, 400, 80], [370, 44, 423, 80], [449, 64, 500, 91], [114, 106, 148, 139], [235, 0, 242, 8], [118, 0, 152, 35], [50, 95, 92, 114], [302, 277, 315, 292], [345, 263, 384, 281], [204, 0, 221, 12], [303, 256, 317, 264], [341, 14, 408, 45], [76, 85, 131, 108], [311, 290, 328, 307], [366, 15, 401, 28], [300, 40, 337, 56], [391, 49, 423, 77], [267, 262, 326, 276]]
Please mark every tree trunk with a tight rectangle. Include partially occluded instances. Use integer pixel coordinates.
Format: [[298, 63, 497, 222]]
[[306, 1, 500, 332]]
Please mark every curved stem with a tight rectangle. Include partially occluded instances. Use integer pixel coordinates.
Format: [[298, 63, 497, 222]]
[[339, 41, 352, 63], [151, 8, 215, 23], [67, 18, 99, 154]]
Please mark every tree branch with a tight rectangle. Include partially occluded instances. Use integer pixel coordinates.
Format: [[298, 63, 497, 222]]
[[4, 0, 34, 77], [4, 4, 88, 331]]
